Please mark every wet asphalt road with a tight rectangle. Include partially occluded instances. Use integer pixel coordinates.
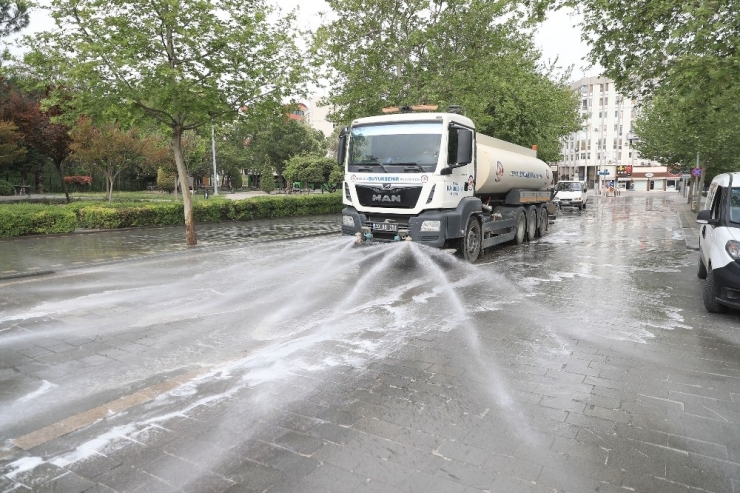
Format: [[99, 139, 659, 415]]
[[1, 192, 740, 493]]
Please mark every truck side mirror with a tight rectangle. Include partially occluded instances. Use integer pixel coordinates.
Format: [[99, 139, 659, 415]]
[[337, 127, 348, 166], [456, 129, 472, 165]]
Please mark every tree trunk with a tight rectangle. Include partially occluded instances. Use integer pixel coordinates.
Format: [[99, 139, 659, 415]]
[[107, 170, 114, 204], [53, 159, 70, 203], [35, 169, 43, 193], [695, 167, 706, 212], [172, 127, 197, 245]]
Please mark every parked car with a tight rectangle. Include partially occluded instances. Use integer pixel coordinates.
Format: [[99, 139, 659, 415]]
[[696, 171, 740, 312]]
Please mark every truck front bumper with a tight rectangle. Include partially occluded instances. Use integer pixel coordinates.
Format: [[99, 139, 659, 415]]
[[342, 207, 449, 248]]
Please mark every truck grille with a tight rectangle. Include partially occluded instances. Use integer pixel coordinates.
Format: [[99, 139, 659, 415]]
[[356, 186, 423, 209]]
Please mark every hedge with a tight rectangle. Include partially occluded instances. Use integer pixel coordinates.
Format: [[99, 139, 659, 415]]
[[0, 206, 78, 237], [0, 194, 343, 238]]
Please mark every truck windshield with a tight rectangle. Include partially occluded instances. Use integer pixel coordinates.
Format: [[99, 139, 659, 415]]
[[557, 182, 582, 192], [348, 122, 442, 173], [731, 187, 740, 224]]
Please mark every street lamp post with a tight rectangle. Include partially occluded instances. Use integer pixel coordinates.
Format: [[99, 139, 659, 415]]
[[211, 125, 218, 195], [627, 132, 639, 191]]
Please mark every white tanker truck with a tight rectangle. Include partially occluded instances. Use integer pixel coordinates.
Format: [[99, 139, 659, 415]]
[[338, 107, 557, 261]]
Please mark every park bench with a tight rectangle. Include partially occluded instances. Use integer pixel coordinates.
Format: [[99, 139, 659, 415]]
[[13, 185, 31, 196]]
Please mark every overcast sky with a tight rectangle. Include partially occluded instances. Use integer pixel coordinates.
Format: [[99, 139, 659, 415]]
[[5, 1, 598, 87]]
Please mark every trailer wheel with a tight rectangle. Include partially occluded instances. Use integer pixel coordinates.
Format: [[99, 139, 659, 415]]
[[457, 217, 481, 262], [536, 207, 548, 237], [514, 210, 527, 245], [526, 206, 537, 241]]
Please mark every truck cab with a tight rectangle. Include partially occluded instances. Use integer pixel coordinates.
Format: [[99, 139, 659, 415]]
[[338, 109, 554, 261], [553, 180, 588, 210], [696, 171, 740, 312]]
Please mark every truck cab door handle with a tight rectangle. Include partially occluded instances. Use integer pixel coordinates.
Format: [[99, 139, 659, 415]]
[[702, 225, 706, 238]]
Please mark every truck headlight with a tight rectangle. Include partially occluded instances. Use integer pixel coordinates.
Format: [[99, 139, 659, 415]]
[[344, 182, 351, 200], [727, 240, 740, 260], [420, 220, 440, 232], [342, 215, 356, 227]]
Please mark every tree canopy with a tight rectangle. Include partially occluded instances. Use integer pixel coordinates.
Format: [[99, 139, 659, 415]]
[[0, 0, 29, 37], [22, 0, 306, 244], [567, 0, 739, 100], [243, 115, 326, 192], [315, 0, 581, 162]]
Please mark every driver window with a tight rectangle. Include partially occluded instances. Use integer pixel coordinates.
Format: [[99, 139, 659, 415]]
[[710, 187, 723, 220], [447, 128, 459, 165]]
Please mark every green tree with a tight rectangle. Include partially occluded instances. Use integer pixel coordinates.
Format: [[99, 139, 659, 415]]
[[566, 0, 739, 100], [244, 115, 325, 191], [633, 86, 740, 192], [23, 0, 305, 244], [283, 155, 340, 188], [316, 0, 581, 162]]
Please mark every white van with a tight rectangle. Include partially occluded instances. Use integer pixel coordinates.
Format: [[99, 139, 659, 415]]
[[696, 172, 740, 312], [553, 180, 588, 210]]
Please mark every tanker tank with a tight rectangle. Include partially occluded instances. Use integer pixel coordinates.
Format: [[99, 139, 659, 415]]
[[474, 133, 553, 195]]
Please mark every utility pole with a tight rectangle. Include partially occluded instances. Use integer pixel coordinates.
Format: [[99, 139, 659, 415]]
[[211, 125, 219, 195]]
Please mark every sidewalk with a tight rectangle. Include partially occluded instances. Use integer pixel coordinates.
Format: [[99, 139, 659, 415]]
[[675, 194, 701, 251]]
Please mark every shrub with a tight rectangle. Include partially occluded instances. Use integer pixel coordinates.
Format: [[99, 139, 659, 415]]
[[0, 193, 344, 237], [0, 205, 77, 237], [157, 168, 176, 193], [260, 175, 276, 194], [227, 171, 243, 190], [0, 180, 14, 196]]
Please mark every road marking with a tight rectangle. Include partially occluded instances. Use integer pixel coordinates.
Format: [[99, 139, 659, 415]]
[[12, 368, 209, 451]]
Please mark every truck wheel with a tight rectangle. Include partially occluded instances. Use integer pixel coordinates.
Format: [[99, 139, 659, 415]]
[[457, 218, 481, 262], [703, 268, 728, 313], [536, 207, 548, 237], [526, 206, 537, 241], [514, 210, 526, 245], [697, 255, 707, 279]]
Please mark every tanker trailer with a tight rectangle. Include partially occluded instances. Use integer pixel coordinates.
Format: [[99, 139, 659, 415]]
[[339, 107, 556, 261]]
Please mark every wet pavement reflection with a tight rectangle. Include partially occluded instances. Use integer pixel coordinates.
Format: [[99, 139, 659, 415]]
[[2, 192, 740, 493], [0, 214, 341, 276]]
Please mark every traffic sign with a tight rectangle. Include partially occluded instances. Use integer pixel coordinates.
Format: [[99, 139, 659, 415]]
[[692, 167, 702, 177]]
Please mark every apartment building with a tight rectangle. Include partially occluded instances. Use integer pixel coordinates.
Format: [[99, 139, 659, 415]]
[[558, 76, 674, 191], [306, 97, 334, 138]]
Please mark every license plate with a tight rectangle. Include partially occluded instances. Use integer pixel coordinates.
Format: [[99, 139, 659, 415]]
[[373, 222, 397, 232]]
